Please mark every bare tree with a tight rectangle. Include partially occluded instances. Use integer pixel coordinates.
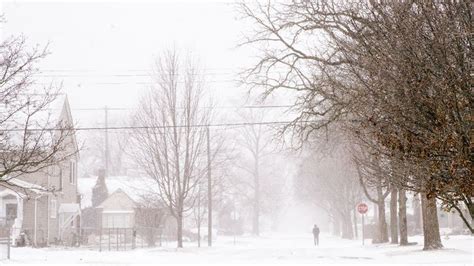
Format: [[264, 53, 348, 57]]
[[79, 124, 130, 178], [0, 33, 75, 191], [233, 109, 275, 236], [239, 0, 471, 249], [296, 135, 362, 240], [350, 133, 414, 244], [353, 155, 390, 243], [136, 193, 170, 247], [192, 183, 206, 247], [130, 49, 210, 248]]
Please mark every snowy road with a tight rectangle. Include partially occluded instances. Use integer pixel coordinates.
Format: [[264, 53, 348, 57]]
[[4, 234, 473, 264]]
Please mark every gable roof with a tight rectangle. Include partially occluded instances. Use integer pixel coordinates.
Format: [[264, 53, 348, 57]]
[[0, 93, 79, 157], [0, 177, 48, 198], [55, 95, 79, 159], [96, 188, 137, 210], [78, 175, 159, 208]]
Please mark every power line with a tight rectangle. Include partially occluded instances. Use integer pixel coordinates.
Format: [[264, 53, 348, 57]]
[[34, 72, 239, 78], [105, 124, 244, 134], [34, 70, 289, 78], [2, 120, 316, 132], [71, 107, 129, 111], [34, 71, 287, 77], [34, 80, 238, 85], [40, 67, 245, 73], [69, 105, 293, 111]]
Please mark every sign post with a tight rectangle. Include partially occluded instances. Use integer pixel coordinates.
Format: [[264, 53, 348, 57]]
[[357, 203, 368, 245]]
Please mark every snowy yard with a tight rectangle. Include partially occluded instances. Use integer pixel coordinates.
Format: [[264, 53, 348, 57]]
[[3, 234, 472, 264]]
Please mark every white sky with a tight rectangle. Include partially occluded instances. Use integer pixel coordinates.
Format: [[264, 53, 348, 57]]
[[1, 0, 264, 127]]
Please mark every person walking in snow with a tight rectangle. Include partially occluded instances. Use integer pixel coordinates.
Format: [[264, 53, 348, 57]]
[[312, 224, 320, 246]]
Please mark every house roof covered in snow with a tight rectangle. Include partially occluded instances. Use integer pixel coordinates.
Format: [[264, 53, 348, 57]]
[[78, 175, 159, 209], [97, 188, 137, 211], [0, 177, 49, 197]]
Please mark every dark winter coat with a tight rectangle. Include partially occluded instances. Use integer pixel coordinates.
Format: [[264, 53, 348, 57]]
[[312, 227, 320, 236]]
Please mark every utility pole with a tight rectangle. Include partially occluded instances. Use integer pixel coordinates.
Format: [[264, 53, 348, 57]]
[[104, 106, 109, 177], [207, 126, 212, 247]]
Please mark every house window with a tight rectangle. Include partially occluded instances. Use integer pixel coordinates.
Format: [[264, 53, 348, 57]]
[[69, 160, 76, 184], [50, 199, 57, 218], [103, 213, 133, 228], [6, 203, 17, 221]]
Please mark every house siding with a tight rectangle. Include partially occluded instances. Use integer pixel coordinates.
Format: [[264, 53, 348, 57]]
[[21, 195, 49, 246], [97, 190, 137, 229], [1, 97, 80, 247]]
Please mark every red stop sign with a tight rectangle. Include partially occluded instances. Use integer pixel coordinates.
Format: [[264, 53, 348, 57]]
[[357, 203, 368, 214]]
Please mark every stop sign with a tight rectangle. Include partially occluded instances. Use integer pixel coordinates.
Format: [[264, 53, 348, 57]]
[[357, 203, 368, 214]]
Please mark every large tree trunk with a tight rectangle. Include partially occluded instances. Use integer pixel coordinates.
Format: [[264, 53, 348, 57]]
[[373, 202, 378, 222], [421, 193, 443, 250], [390, 187, 398, 244], [253, 199, 260, 236], [177, 212, 184, 248], [467, 201, 474, 230], [373, 183, 389, 243], [375, 200, 389, 243], [398, 189, 408, 245], [413, 194, 422, 234]]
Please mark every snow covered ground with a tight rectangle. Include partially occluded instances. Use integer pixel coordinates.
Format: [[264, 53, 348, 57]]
[[3, 233, 473, 264]]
